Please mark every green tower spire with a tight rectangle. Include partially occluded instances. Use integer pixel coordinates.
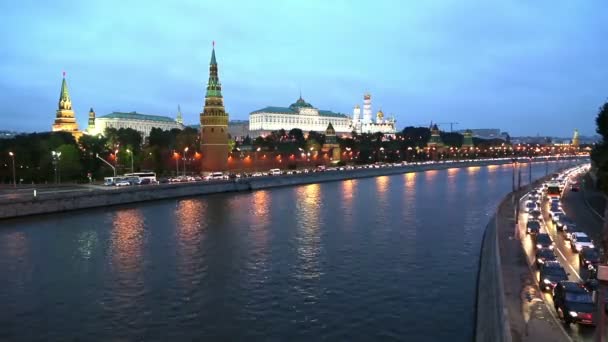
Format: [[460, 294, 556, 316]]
[[58, 72, 72, 110], [206, 42, 222, 98]]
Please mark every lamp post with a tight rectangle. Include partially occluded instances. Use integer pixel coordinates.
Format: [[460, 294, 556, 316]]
[[174, 151, 179, 176], [126, 149, 134, 173], [183, 147, 189, 177], [51, 151, 62, 184], [8, 152, 15, 188]]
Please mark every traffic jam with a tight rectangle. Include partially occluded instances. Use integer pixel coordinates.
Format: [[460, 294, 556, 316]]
[[519, 164, 603, 331]]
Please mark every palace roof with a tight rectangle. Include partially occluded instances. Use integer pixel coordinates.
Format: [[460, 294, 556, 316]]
[[100, 111, 176, 122]]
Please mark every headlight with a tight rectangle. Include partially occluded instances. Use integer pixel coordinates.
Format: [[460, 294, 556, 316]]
[[536, 244, 542, 249], [549, 245, 555, 250], [537, 258, 544, 264], [590, 244, 595, 249], [543, 278, 551, 284], [576, 245, 582, 251], [569, 311, 578, 317]]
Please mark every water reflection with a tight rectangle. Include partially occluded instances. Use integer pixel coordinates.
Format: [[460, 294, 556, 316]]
[[376, 176, 390, 205], [341, 180, 356, 227], [175, 199, 207, 291], [425, 169, 437, 181], [1, 231, 30, 288], [110, 209, 144, 286], [294, 184, 322, 282], [467, 166, 481, 174], [77, 230, 98, 260]]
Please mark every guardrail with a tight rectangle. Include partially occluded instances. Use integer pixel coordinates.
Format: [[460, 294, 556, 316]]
[[475, 215, 512, 342]]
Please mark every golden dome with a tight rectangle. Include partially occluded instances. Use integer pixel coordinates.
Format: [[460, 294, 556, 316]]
[[377, 110, 384, 118]]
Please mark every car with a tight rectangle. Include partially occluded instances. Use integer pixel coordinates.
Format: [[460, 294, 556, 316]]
[[565, 225, 583, 241], [535, 233, 554, 250], [549, 207, 565, 220], [204, 172, 226, 181], [553, 281, 595, 325], [555, 216, 575, 231], [570, 183, 580, 192], [550, 199, 561, 209], [528, 210, 543, 222], [137, 178, 152, 185], [525, 201, 538, 213], [535, 248, 557, 267], [526, 220, 541, 235], [115, 180, 130, 187], [579, 247, 599, 268], [570, 232, 594, 253], [539, 261, 568, 291]]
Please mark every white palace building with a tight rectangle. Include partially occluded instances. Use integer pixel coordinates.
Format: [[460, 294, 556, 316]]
[[249, 93, 397, 138], [249, 96, 352, 137], [86, 106, 185, 139]]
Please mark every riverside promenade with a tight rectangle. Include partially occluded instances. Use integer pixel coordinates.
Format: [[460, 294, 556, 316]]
[[476, 173, 577, 342], [0, 157, 585, 220]]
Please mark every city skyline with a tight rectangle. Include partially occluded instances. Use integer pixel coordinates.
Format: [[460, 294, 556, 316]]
[[1, 1, 607, 136]]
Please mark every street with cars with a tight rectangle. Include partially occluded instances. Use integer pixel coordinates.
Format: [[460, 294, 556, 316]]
[[518, 163, 608, 340]]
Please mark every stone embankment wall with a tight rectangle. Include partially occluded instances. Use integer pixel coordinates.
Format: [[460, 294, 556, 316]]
[[0, 157, 585, 220]]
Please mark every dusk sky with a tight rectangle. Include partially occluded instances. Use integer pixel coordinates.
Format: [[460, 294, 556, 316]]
[[1, 1, 606, 136]]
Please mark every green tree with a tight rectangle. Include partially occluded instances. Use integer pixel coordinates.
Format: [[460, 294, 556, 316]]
[[56, 144, 83, 181]]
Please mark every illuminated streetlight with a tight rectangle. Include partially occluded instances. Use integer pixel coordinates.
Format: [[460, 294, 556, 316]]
[[183, 147, 189, 176], [126, 149, 134, 173], [8, 152, 15, 188], [51, 151, 62, 184]]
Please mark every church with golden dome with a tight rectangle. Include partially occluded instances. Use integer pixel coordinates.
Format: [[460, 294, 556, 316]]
[[351, 92, 396, 135]]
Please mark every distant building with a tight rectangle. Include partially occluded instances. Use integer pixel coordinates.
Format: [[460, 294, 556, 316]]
[[87, 108, 184, 139], [52, 73, 83, 139], [351, 93, 397, 135], [227, 120, 250, 142], [427, 124, 444, 148], [249, 96, 351, 137], [462, 129, 474, 149], [457, 128, 506, 140], [572, 129, 580, 147], [0, 131, 19, 139], [321, 123, 341, 162]]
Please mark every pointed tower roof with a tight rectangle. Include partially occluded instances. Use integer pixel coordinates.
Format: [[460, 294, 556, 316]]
[[58, 72, 72, 111], [89, 107, 94, 113], [326, 122, 336, 135], [210, 47, 217, 65], [176, 104, 183, 124], [205, 42, 222, 98]]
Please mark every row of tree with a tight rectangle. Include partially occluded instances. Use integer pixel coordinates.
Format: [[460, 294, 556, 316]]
[[0, 124, 572, 184]]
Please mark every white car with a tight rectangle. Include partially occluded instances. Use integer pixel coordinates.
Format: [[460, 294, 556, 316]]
[[115, 180, 131, 187], [570, 232, 594, 252], [204, 172, 226, 181]]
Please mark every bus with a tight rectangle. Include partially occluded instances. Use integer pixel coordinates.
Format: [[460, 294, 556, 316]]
[[124, 172, 157, 184], [546, 181, 561, 199]]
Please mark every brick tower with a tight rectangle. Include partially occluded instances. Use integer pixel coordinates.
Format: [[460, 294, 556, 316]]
[[200, 42, 229, 172]]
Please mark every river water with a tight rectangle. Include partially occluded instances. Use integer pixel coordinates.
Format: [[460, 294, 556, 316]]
[[0, 160, 578, 341]]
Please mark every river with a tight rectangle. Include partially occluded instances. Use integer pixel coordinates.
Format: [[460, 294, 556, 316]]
[[0, 160, 578, 341]]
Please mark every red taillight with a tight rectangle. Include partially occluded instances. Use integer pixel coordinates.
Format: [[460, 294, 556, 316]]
[[580, 313, 592, 320]]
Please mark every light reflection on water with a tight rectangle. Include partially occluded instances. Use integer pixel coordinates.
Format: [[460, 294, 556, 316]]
[[0, 160, 582, 341]]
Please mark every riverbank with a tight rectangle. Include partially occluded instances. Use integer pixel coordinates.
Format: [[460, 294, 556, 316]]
[[0, 157, 586, 220], [475, 172, 577, 341]]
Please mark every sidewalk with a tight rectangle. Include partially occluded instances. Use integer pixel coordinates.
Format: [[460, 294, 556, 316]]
[[582, 173, 606, 221], [496, 183, 569, 342]]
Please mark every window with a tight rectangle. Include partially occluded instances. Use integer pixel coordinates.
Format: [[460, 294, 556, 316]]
[[211, 128, 214, 132]]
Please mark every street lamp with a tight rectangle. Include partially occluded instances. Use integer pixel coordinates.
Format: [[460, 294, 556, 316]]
[[183, 147, 189, 177], [51, 151, 62, 184], [126, 149, 134, 173], [8, 152, 15, 188]]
